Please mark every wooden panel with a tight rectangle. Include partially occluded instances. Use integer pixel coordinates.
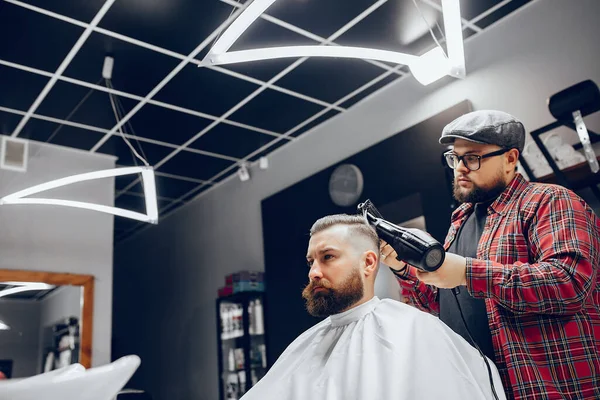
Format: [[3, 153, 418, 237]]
[[80, 276, 94, 368], [0, 269, 95, 368]]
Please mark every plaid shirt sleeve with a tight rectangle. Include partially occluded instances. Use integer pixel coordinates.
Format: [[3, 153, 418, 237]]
[[393, 266, 440, 316], [466, 187, 600, 315]]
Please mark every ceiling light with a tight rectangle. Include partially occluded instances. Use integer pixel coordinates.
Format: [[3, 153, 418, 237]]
[[206, 45, 419, 67], [410, 47, 451, 85], [0, 282, 54, 299], [259, 156, 269, 170], [1, 136, 29, 172], [441, 0, 466, 77], [1, 57, 160, 226], [238, 163, 250, 182], [201, 0, 466, 85], [3, 281, 51, 286], [0, 320, 10, 330], [102, 56, 114, 80], [0, 166, 159, 224]]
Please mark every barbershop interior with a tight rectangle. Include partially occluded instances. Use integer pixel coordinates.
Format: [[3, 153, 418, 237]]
[[1, 0, 600, 399]]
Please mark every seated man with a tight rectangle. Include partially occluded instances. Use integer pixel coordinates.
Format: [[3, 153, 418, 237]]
[[242, 214, 506, 400]]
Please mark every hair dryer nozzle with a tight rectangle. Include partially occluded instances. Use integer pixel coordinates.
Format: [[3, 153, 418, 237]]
[[357, 199, 383, 221]]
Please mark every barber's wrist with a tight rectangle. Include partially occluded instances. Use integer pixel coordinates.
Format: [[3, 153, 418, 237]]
[[390, 261, 407, 272], [389, 262, 409, 278]]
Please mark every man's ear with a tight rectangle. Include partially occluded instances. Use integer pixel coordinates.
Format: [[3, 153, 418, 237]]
[[363, 250, 378, 277], [505, 148, 520, 172]]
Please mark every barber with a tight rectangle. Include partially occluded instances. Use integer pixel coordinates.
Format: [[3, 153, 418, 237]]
[[381, 110, 600, 400]]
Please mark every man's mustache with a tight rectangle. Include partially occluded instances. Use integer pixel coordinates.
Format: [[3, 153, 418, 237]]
[[302, 279, 333, 299]]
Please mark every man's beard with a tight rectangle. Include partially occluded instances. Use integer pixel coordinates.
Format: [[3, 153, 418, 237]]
[[453, 170, 507, 204], [301, 267, 364, 318]]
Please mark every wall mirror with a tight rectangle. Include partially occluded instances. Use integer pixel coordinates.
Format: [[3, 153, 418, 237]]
[[0, 270, 94, 378]]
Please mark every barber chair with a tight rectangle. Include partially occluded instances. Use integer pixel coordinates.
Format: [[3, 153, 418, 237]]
[[0, 355, 140, 400]]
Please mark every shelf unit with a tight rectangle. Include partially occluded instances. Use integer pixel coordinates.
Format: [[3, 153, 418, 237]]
[[520, 119, 600, 201], [216, 292, 268, 400]]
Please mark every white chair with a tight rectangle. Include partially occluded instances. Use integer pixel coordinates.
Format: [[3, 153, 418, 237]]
[[0, 355, 140, 400], [0, 363, 85, 386]]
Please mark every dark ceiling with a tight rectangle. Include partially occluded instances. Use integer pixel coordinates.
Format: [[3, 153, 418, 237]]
[[0, 0, 532, 241]]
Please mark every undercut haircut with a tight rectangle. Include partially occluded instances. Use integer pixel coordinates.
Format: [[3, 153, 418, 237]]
[[310, 214, 380, 255]]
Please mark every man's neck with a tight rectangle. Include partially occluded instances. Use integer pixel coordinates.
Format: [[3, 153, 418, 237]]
[[506, 171, 517, 186], [341, 293, 375, 313], [472, 172, 517, 206]]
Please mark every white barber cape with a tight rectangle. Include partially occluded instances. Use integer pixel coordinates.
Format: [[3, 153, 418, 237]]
[[242, 296, 506, 400]]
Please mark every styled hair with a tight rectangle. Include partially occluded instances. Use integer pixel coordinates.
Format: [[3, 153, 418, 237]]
[[310, 214, 379, 254]]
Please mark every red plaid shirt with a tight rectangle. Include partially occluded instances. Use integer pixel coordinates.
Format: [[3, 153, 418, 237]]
[[396, 174, 600, 400]]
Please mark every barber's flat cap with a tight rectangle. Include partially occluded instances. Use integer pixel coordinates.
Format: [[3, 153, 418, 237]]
[[439, 110, 525, 153]]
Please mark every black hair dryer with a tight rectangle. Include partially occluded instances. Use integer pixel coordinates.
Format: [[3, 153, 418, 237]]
[[357, 200, 445, 272]]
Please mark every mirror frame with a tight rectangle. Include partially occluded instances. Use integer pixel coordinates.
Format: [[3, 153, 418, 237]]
[[0, 270, 94, 368]]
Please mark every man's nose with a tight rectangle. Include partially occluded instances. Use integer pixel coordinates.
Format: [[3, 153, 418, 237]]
[[455, 158, 470, 174], [309, 263, 323, 280]]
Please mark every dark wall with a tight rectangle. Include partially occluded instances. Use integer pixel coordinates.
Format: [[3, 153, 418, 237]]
[[260, 100, 472, 366]]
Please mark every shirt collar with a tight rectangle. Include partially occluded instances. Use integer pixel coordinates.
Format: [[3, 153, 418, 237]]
[[489, 173, 528, 216]]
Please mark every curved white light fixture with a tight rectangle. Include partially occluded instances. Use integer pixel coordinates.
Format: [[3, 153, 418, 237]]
[[201, 0, 465, 85], [0, 282, 55, 299], [207, 45, 419, 66], [0, 166, 158, 224]]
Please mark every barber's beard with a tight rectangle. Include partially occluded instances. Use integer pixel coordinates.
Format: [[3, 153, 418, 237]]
[[302, 267, 364, 318], [453, 170, 507, 204]]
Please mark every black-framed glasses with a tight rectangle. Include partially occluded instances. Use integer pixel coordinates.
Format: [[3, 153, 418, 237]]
[[444, 148, 511, 171]]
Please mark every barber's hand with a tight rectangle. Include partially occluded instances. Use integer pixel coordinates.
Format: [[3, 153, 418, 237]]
[[415, 252, 467, 288], [379, 240, 407, 271]]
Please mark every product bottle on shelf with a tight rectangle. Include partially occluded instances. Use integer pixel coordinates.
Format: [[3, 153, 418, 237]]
[[230, 305, 236, 338], [251, 369, 258, 386], [259, 344, 267, 368], [234, 348, 245, 370], [248, 300, 255, 335], [254, 299, 264, 335], [228, 348, 235, 372], [222, 306, 227, 340], [231, 305, 236, 338], [238, 370, 246, 395], [220, 304, 226, 340], [239, 304, 245, 337], [226, 373, 239, 400], [234, 304, 243, 337], [225, 306, 233, 339], [250, 343, 261, 367]]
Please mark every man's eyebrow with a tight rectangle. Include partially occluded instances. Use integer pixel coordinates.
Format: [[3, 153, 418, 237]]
[[306, 247, 337, 258], [318, 247, 337, 254]]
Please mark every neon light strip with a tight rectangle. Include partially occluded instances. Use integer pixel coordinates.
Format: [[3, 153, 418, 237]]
[[3, 282, 53, 286], [0, 166, 159, 224], [442, 0, 466, 77], [206, 45, 419, 66], [0, 283, 54, 298], [202, 0, 465, 85]]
